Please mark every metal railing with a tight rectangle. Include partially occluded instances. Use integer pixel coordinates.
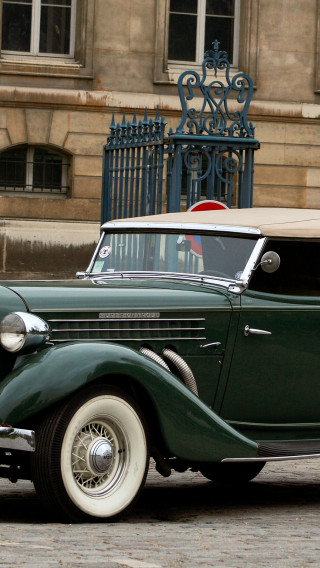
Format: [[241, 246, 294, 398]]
[[101, 40, 259, 223], [101, 109, 166, 222]]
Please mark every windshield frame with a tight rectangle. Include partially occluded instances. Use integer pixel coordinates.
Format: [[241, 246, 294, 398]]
[[85, 222, 265, 291]]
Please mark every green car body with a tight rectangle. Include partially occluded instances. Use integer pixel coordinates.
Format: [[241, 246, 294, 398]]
[[1, 207, 320, 521]]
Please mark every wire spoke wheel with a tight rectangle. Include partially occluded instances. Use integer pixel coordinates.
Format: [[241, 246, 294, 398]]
[[31, 386, 149, 522], [70, 419, 125, 493]]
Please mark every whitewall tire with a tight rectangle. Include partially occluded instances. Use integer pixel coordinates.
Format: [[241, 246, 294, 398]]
[[31, 385, 149, 522]]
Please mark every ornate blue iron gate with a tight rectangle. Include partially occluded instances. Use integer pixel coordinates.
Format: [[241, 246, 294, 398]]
[[101, 41, 259, 224], [101, 109, 166, 221]]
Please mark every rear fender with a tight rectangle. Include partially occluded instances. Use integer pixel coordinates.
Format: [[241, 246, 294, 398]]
[[0, 342, 257, 461]]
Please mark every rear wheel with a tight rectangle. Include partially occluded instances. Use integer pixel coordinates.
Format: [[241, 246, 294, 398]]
[[199, 462, 265, 484], [31, 386, 149, 522]]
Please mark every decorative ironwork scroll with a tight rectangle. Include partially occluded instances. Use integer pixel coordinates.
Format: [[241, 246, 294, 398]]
[[177, 145, 245, 209], [176, 40, 255, 138], [101, 40, 259, 223]]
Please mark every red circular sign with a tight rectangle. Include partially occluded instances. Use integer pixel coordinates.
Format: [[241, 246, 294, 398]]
[[187, 200, 228, 212]]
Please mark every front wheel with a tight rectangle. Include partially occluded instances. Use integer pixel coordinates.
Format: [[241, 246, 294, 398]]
[[199, 461, 265, 484], [31, 386, 149, 522]]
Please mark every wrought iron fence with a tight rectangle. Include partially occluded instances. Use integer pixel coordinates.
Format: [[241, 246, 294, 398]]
[[101, 109, 166, 222], [101, 40, 259, 223]]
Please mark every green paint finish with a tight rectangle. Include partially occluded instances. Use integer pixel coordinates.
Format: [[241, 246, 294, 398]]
[[183, 355, 222, 407], [0, 285, 26, 319], [221, 289, 320, 424], [233, 423, 320, 442], [5, 280, 234, 375], [5, 278, 230, 312], [0, 342, 257, 461], [0, 286, 27, 380]]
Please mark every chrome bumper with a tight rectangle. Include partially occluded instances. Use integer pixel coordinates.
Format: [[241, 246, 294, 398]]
[[0, 426, 35, 452]]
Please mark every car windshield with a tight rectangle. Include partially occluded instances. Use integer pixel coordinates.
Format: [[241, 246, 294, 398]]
[[91, 231, 258, 281]]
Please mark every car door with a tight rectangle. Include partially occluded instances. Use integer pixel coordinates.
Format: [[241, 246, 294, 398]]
[[220, 239, 320, 425]]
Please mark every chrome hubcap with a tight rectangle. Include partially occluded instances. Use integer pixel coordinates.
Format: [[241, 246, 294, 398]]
[[89, 438, 114, 475]]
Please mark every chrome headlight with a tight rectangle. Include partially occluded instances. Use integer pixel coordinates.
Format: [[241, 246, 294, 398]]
[[0, 312, 50, 353]]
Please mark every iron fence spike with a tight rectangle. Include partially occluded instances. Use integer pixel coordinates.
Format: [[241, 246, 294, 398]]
[[132, 109, 137, 126]]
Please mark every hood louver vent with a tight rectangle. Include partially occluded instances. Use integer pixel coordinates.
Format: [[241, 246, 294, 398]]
[[48, 316, 206, 343]]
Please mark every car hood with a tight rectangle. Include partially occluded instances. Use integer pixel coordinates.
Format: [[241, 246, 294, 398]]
[[2, 278, 233, 313], [0, 284, 28, 320]]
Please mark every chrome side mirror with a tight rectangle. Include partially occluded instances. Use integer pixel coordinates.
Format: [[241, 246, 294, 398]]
[[260, 251, 281, 273]]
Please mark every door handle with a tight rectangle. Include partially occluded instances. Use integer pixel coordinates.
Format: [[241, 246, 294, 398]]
[[244, 325, 272, 337], [200, 341, 222, 349]]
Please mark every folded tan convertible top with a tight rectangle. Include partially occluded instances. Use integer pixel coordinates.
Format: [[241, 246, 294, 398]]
[[109, 208, 320, 238]]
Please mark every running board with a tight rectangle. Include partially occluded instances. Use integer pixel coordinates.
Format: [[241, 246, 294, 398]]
[[222, 440, 320, 463], [222, 453, 320, 463]]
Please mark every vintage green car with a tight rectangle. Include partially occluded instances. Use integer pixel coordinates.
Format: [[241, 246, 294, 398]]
[[1, 207, 320, 521]]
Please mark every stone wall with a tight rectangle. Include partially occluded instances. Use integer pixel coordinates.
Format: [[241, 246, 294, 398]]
[[251, 104, 320, 208], [0, 92, 319, 222], [0, 220, 99, 280]]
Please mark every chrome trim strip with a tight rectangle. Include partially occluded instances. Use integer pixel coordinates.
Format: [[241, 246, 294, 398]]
[[222, 454, 320, 463], [91, 272, 236, 287], [50, 337, 206, 343], [35, 308, 228, 313], [48, 318, 205, 323], [0, 427, 35, 452], [227, 420, 320, 429], [85, 231, 105, 274], [240, 237, 267, 287], [51, 327, 205, 333], [101, 221, 261, 235]]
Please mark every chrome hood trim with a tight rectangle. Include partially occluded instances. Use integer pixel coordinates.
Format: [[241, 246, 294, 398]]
[[90, 271, 239, 288]]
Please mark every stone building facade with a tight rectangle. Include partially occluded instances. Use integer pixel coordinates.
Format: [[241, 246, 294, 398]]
[[0, 0, 319, 277]]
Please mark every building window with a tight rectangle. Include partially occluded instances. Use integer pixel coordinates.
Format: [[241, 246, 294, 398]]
[[154, 0, 252, 85], [1, 0, 76, 58], [168, 0, 240, 66], [0, 145, 70, 196]]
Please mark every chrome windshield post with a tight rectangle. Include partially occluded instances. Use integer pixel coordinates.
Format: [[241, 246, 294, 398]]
[[240, 237, 267, 289]]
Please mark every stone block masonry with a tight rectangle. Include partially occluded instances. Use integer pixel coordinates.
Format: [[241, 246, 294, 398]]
[[0, 219, 100, 280]]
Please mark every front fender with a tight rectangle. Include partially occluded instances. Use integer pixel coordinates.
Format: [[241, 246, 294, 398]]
[[0, 342, 257, 461]]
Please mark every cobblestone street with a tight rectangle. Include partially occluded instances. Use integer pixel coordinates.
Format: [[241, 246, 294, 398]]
[[0, 459, 319, 567]]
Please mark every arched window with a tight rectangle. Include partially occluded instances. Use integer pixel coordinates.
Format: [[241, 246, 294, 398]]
[[0, 145, 70, 196]]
